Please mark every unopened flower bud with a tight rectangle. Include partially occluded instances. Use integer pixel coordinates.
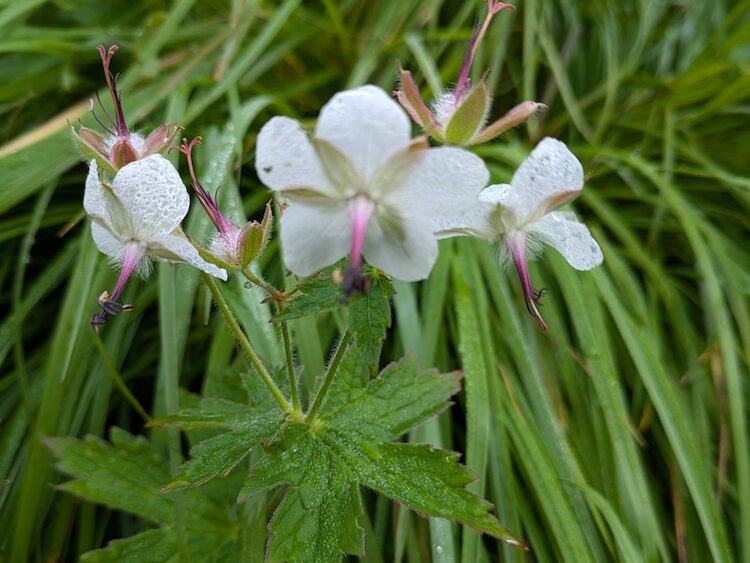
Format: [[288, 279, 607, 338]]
[[71, 45, 178, 172], [239, 202, 273, 269], [395, 1, 543, 146], [179, 137, 273, 271]]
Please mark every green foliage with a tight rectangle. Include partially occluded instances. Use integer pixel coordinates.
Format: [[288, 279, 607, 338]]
[[240, 352, 515, 561], [277, 265, 394, 372], [50, 352, 514, 562], [346, 272, 394, 373], [151, 398, 285, 490], [274, 263, 347, 322], [49, 428, 245, 562]]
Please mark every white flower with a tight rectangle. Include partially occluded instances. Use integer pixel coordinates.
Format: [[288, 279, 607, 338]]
[[446, 137, 603, 330], [255, 85, 489, 290], [84, 154, 227, 326]]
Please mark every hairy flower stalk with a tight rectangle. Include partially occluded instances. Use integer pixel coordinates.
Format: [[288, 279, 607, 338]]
[[255, 85, 489, 293], [442, 138, 603, 330], [454, 0, 514, 102], [178, 137, 272, 270], [396, 0, 544, 146], [72, 45, 179, 171]]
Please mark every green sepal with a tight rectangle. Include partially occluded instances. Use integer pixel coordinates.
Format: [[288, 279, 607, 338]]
[[239, 201, 273, 269], [444, 81, 491, 145], [70, 126, 117, 177]]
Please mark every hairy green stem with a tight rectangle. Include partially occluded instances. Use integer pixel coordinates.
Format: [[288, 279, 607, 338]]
[[305, 331, 352, 422], [202, 273, 290, 412], [280, 320, 300, 412], [242, 267, 278, 297], [241, 267, 300, 412], [93, 334, 152, 423]]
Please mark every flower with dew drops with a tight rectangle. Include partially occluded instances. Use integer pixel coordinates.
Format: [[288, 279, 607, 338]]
[[396, 1, 544, 146], [255, 85, 489, 294], [442, 137, 603, 330], [84, 154, 227, 330], [71, 45, 179, 173], [177, 137, 273, 270]]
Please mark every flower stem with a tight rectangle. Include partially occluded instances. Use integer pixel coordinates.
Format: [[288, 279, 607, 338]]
[[202, 273, 290, 412], [240, 268, 300, 413], [305, 331, 352, 423], [241, 267, 278, 298], [92, 333, 152, 423], [280, 320, 300, 412]]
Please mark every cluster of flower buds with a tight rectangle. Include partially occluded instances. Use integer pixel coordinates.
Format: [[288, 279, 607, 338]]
[[395, 1, 545, 147]]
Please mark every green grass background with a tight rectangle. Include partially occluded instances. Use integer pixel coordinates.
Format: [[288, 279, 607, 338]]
[[1, 0, 749, 561]]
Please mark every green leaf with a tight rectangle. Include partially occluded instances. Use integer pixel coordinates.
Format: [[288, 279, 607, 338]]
[[240, 353, 520, 561], [354, 442, 511, 539], [80, 529, 175, 563], [243, 422, 364, 562], [49, 428, 242, 561], [275, 265, 392, 372], [348, 272, 394, 373], [316, 342, 370, 416], [150, 399, 285, 490], [324, 355, 461, 440], [274, 262, 346, 322], [48, 428, 175, 523]]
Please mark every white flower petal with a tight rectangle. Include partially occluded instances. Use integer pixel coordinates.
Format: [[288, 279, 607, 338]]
[[91, 221, 124, 262], [363, 211, 438, 282], [83, 160, 110, 222], [478, 183, 511, 205], [255, 116, 338, 198], [389, 147, 492, 238], [280, 200, 350, 276], [506, 137, 584, 223], [529, 211, 603, 271], [315, 85, 411, 183], [112, 155, 189, 239], [149, 234, 228, 280]]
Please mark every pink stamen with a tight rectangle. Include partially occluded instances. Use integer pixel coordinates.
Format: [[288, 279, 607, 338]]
[[455, 1, 515, 101], [111, 244, 145, 302], [508, 233, 548, 331], [342, 197, 375, 296], [348, 197, 375, 270]]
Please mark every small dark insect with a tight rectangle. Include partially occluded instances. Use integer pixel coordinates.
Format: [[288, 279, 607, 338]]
[[91, 290, 133, 332], [263, 166, 273, 173], [532, 287, 548, 304]]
